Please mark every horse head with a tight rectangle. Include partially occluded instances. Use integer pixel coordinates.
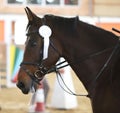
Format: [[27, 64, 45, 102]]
[[17, 7, 62, 94]]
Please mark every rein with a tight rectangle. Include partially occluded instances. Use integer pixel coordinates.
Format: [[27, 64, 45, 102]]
[[50, 41, 120, 97], [48, 46, 114, 73]]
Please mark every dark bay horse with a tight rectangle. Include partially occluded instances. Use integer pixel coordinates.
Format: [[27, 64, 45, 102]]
[[17, 7, 120, 113]]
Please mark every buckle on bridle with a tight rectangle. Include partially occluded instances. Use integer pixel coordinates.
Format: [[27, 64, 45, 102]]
[[34, 70, 43, 80], [34, 65, 48, 79], [34, 65, 48, 82]]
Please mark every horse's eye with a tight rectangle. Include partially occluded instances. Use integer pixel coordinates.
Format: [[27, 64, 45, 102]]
[[31, 42, 37, 47]]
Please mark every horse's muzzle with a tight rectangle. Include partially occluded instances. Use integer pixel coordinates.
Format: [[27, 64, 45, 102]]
[[17, 81, 29, 94]]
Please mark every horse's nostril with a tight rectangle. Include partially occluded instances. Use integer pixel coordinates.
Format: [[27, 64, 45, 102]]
[[17, 82, 25, 89]]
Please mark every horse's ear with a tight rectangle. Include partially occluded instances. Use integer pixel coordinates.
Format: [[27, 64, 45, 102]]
[[25, 7, 38, 22]]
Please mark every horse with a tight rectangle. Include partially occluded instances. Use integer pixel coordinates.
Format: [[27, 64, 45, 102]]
[[17, 7, 120, 113]]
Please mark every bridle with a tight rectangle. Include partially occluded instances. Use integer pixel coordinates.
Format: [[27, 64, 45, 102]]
[[20, 18, 120, 96], [20, 40, 61, 84], [20, 15, 63, 84]]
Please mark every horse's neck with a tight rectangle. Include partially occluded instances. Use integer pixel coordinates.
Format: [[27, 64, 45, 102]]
[[60, 20, 118, 93], [64, 56, 98, 93]]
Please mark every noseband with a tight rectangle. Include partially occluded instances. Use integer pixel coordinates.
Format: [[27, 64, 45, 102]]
[[20, 62, 48, 84]]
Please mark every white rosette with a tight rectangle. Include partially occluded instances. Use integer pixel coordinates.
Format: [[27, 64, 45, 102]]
[[39, 25, 52, 59]]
